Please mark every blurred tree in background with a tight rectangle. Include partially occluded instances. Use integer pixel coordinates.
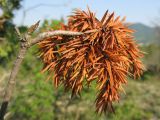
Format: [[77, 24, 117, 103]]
[[0, 0, 23, 64]]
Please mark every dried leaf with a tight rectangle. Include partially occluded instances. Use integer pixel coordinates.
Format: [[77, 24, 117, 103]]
[[38, 8, 144, 115]]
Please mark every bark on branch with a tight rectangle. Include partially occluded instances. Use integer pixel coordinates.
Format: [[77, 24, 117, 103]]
[[30, 30, 83, 46], [0, 26, 83, 120]]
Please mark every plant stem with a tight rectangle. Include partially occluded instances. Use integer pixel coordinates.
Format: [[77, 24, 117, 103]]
[[0, 28, 83, 120]]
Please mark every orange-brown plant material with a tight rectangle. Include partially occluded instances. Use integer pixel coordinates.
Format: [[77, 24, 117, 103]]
[[38, 8, 145, 114]]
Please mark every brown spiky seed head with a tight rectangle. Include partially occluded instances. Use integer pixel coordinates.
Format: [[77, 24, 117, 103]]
[[38, 8, 145, 114]]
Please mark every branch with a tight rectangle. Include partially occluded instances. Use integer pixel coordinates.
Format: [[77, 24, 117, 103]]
[[21, 0, 72, 25], [0, 47, 27, 120], [30, 30, 83, 46], [29, 29, 99, 46], [0, 25, 83, 120], [25, 0, 73, 12]]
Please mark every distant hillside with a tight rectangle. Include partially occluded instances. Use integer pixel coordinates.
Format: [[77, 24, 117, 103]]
[[130, 23, 156, 44]]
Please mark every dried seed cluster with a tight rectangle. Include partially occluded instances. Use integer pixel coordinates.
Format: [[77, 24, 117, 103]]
[[38, 8, 144, 114]]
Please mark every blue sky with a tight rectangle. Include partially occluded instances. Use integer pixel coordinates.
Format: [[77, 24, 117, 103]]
[[13, 0, 160, 26]]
